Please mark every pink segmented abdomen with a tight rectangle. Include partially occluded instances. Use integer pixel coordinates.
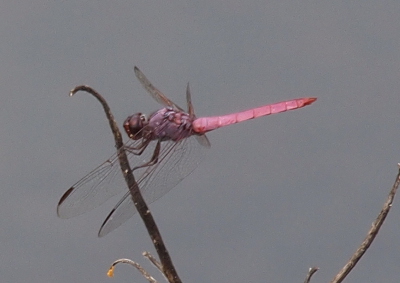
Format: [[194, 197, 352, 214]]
[[192, 97, 316, 134]]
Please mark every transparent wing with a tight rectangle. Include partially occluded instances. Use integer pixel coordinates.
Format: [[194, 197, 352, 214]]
[[185, 82, 211, 148], [135, 67, 211, 148], [59, 68, 211, 227], [134, 66, 184, 112], [98, 135, 207, 237], [57, 138, 160, 219], [195, 135, 211, 148]]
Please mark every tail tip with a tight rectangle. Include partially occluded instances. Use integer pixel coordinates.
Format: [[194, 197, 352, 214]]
[[304, 97, 317, 105]]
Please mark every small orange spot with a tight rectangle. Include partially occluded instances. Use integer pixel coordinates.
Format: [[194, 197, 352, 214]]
[[107, 266, 115, 278]]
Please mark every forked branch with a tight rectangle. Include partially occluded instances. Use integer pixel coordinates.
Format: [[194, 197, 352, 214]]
[[107, 252, 165, 282]]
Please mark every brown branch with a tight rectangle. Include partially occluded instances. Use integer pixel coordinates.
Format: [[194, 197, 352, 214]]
[[329, 164, 400, 283], [70, 86, 181, 283]]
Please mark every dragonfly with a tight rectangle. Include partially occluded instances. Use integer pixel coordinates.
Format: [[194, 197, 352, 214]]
[[57, 67, 317, 237]]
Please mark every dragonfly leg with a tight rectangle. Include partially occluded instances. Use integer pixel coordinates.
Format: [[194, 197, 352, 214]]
[[124, 139, 151, 156], [131, 140, 161, 172]]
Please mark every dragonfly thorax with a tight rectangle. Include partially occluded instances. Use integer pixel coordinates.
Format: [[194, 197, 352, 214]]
[[147, 107, 194, 142], [124, 108, 194, 142]]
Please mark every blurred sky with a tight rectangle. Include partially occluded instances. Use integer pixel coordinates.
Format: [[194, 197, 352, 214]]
[[0, 1, 399, 282]]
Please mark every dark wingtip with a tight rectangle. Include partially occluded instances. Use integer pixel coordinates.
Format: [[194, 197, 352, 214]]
[[58, 187, 74, 205], [98, 208, 115, 238], [57, 187, 74, 217]]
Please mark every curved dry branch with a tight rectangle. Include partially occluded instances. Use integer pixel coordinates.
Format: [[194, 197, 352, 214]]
[[107, 258, 157, 283], [70, 85, 181, 283], [329, 164, 400, 283], [304, 267, 319, 283]]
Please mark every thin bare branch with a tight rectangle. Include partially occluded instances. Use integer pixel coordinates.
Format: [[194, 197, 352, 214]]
[[107, 258, 157, 283], [303, 267, 319, 283], [70, 86, 181, 283], [330, 164, 400, 283], [143, 251, 163, 273]]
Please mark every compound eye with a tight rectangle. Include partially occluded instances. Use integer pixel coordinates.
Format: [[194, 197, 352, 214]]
[[123, 113, 146, 140]]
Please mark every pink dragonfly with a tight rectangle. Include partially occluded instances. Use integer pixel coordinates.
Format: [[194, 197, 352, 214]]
[[57, 67, 316, 237]]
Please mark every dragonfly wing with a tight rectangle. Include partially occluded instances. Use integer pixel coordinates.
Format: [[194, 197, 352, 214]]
[[98, 190, 135, 237], [195, 135, 211, 148], [185, 83, 211, 148], [57, 138, 146, 219], [186, 83, 195, 117], [98, 135, 208, 237], [134, 66, 184, 112]]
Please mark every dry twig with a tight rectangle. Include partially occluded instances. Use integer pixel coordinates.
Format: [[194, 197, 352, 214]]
[[328, 164, 400, 283], [304, 267, 319, 283], [107, 258, 157, 283], [143, 251, 163, 273]]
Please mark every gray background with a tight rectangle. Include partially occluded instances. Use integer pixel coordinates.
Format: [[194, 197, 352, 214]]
[[1, 1, 399, 282]]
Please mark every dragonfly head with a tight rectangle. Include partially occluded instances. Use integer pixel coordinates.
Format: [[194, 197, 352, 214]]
[[123, 113, 148, 140]]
